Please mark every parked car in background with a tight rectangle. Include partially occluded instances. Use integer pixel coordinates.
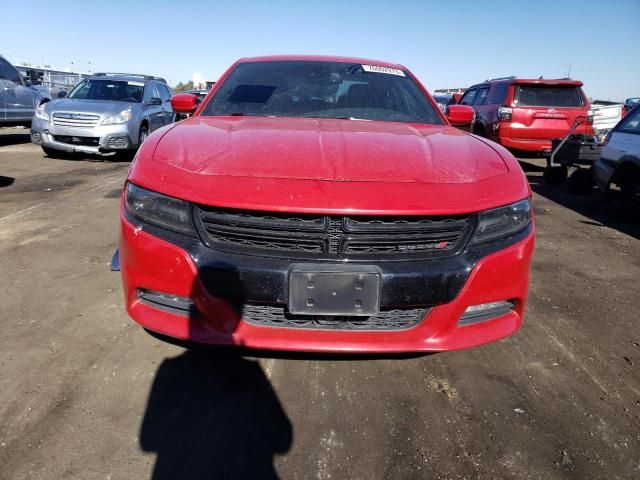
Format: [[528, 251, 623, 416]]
[[119, 55, 533, 353], [31, 73, 174, 157], [432, 93, 456, 113], [593, 105, 640, 210], [590, 100, 623, 140], [623, 97, 640, 117], [0, 55, 51, 127], [460, 76, 592, 153]]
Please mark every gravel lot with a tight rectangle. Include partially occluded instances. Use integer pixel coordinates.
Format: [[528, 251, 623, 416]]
[[1, 127, 639, 480]]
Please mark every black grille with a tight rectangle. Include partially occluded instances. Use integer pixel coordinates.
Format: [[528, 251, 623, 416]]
[[196, 206, 472, 259], [53, 135, 99, 147], [242, 304, 429, 330]]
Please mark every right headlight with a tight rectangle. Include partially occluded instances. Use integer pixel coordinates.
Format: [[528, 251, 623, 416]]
[[124, 183, 194, 236], [470, 199, 531, 245]]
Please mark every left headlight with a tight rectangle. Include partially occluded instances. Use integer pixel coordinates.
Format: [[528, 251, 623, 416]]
[[35, 103, 49, 121], [470, 199, 531, 245], [102, 109, 132, 125], [124, 183, 194, 236]]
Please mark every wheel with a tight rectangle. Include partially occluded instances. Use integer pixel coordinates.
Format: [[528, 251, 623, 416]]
[[543, 166, 568, 186], [568, 168, 595, 194], [138, 125, 149, 147]]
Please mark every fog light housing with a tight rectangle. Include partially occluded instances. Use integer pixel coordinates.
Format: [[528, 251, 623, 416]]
[[458, 300, 515, 326], [107, 136, 129, 149], [137, 289, 198, 317]]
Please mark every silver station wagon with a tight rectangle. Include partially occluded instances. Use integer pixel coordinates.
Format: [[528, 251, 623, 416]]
[[31, 73, 175, 157]]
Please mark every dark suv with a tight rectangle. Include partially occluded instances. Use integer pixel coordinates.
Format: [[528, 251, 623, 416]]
[[459, 77, 592, 153]]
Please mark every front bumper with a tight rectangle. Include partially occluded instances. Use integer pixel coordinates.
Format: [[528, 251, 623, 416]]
[[31, 117, 135, 155], [120, 211, 534, 353]]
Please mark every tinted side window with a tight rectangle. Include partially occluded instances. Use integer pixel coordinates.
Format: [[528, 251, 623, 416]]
[[618, 106, 640, 135], [459, 89, 477, 106], [143, 82, 161, 101], [158, 84, 171, 102], [474, 87, 489, 105], [0, 58, 21, 83], [487, 83, 509, 104]]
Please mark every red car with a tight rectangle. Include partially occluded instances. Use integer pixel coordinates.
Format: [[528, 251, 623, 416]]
[[459, 77, 592, 153], [119, 56, 534, 353]]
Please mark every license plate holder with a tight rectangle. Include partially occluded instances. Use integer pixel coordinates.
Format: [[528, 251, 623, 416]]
[[288, 264, 381, 316]]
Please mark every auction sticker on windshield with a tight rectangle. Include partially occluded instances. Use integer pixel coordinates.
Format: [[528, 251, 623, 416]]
[[128, 81, 144, 87], [362, 65, 405, 76]]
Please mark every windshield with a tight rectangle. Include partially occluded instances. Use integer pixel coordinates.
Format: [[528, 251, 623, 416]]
[[68, 79, 144, 102], [201, 60, 443, 125]]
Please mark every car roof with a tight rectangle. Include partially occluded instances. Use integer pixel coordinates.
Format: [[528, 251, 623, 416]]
[[237, 55, 406, 70], [88, 73, 166, 84], [469, 78, 584, 89]]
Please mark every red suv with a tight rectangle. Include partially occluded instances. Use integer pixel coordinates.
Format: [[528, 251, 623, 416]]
[[459, 77, 592, 153], [119, 56, 534, 353]]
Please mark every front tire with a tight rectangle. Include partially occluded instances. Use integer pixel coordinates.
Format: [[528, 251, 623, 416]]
[[138, 125, 149, 147]]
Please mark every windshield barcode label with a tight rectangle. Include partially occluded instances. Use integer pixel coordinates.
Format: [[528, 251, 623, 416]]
[[362, 65, 405, 76]]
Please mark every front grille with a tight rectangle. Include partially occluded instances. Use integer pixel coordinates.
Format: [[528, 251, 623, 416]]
[[53, 135, 99, 147], [52, 112, 100, 127], [196, 206, 472, 259], [242, 304, 429, 330]]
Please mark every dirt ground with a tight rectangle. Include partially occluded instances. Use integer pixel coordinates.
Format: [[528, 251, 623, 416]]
[[1, 127, 639, 480]]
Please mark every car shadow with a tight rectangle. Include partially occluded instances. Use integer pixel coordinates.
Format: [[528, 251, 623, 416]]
[[0, 176, 15, 188], [140, 266, 293, 480], [140, 349, 292, 480], [42, 151, 132, 163], [0, 131, 31, 147], [519, 159, 640, 240]]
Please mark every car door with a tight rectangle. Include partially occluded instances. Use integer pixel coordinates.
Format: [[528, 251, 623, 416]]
[[158, 84, 175, 125], [0, 57, 36, 122], [143, 82, 165, 132], [471, 87, 490, 134]]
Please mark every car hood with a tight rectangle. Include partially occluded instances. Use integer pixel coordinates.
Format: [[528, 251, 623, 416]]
[[47, 98, 138, 116], [153, 117, 508, 184]]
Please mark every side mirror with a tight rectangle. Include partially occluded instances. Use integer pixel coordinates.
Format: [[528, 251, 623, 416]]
[[57, 90, 68, 99], [146, 97, 162, 106], [171, 93, 198, 114], [446, 105, 474, 126]]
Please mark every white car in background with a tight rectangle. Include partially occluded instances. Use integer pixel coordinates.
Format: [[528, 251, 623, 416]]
[[593, 105, 640, 210], [590, 100, 623, 139]]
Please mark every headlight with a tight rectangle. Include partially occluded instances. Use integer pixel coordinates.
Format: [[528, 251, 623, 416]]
[[471, 199, 531, 244], [102, 109, 132, 125], [124, 183, 194, 235], [35, 103, 49, 121]]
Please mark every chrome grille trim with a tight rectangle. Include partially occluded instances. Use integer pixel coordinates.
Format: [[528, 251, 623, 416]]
[[52, 112, 101, 127]]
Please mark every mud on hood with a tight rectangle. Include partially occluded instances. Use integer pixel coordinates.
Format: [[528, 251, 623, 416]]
[[154, 117, 509, 184]]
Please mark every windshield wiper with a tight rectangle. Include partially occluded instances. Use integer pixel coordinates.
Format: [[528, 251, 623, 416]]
[[229, 112, 247, 116]]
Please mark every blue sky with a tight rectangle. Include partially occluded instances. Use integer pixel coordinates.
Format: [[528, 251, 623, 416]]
[[2, 0, 638, 100]]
